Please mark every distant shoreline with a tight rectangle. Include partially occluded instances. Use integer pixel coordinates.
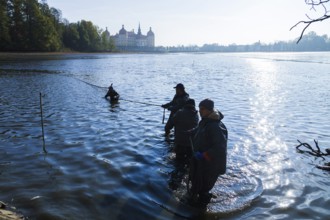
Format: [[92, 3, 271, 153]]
[[0, 51, 165, 57], [0, 50, 330, 58]]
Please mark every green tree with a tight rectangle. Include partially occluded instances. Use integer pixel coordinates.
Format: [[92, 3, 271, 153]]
[[63, 23, 80, 50], [63, 20, 112, 52], [77, 20, 91, 51], [25, 0, 61, 51], [101, 29, 115, 51], [49, 7, 64, 43], [76, 20, 102, 51], [39, 0, 64, 44], [2, 0, 114, 52], [8, 0, 28, 50], [0, 0, 11, 50]]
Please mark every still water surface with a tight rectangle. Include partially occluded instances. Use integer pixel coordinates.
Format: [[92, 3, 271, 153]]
[[0, 52, 329, 219]]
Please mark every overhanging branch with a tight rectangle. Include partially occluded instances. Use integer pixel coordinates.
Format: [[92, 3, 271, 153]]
[[305, 0, 330, 7], [290, 14, 330, 43], [291, 0, 330, 43]]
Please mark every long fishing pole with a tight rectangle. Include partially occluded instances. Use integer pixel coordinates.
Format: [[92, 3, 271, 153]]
[[120, 98, 164, 124], [39, 93, 47, 154], [119, 98, 162, 107]]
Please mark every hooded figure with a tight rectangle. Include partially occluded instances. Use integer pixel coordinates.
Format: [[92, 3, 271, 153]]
[[105, 84, 120, 102], [188, 98, 228, 206], [162, 83, 189, 135]]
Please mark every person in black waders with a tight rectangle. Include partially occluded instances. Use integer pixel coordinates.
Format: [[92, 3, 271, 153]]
[[188, 98, 228, 207], [161, 83, 189, 136], [166, 99, 199, 190], [104, 84, 120, 102]]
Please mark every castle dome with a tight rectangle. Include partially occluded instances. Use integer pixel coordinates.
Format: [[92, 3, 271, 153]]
[[147, 27, 154, 36], [104, 27, 110, 36], [119, 25, 127, 35]]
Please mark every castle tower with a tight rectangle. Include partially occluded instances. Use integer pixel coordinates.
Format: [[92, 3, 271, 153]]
[[137, 23, 142, 36], [104, 27, 110, 40], [147, 27, 155, 47], [118, 25, 128, 47]]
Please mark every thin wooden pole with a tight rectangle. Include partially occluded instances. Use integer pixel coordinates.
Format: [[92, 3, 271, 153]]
[[162, 108, 165, 124], [40, 93, 47, 154]]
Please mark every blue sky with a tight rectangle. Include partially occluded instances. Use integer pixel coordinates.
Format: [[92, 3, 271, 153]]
[[46, 0, 330, 46]]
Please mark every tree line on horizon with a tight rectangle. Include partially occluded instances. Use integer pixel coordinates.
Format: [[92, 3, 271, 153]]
[[198, 32, 330, 53], [0, 0, 114, 52], [165, 32, 330, 53]]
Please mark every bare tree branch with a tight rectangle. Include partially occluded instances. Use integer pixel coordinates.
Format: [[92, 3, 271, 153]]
[[305, 0, 330, 6], [296, 139, 330, 158], [291, 0, 330, 43], [296, 140, 330, 171]]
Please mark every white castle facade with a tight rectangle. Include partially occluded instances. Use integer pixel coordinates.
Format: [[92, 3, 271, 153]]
[[104, 24, 155, 48]]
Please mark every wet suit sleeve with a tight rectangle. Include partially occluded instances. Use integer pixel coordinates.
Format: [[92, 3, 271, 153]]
[[163, 97, 175, 109], [167, 96, 188, 112]]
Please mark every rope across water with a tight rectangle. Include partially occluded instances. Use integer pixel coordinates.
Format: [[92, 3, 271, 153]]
[[70, 76, 162, 107]]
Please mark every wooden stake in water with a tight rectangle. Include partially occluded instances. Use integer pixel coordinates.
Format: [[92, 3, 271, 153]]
[[162, 108, 165, 124], [40, 93, 47, 154]]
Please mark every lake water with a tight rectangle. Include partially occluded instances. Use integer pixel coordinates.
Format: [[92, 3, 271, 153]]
[[0, 52, 329, 220]]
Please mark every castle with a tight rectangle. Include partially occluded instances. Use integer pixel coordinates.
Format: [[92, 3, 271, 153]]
[[104, 24, 155, 48]]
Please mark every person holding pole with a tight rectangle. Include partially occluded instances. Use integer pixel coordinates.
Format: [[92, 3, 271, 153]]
[[166, 99, 199, 162], [188, 98, 228, 207], [161, 83, 189, 136]]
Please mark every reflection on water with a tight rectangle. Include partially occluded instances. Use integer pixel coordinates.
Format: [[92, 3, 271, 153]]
[[0, 52, 329, 219]]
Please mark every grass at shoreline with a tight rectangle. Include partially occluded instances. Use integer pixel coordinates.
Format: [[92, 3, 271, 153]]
[[0, 50, 167, 59], [0, 51, 116, 56], [0, 51, 123, 61]]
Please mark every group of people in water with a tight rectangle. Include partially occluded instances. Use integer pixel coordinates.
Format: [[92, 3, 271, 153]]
[[162, 83, 228, 207], [105, 83, 228, 207]]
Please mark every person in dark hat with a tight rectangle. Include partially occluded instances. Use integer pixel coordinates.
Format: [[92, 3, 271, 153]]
[[188, 98, 228, 207], [162, 83, 189, 136]]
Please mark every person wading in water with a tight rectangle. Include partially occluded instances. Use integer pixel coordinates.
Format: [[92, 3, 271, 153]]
[[105, 84, 120, 102], [166, 99, 199, 162], [188, 98, 228, 207], [162, 83, 189, 136], [166, 99, 199, 190]]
